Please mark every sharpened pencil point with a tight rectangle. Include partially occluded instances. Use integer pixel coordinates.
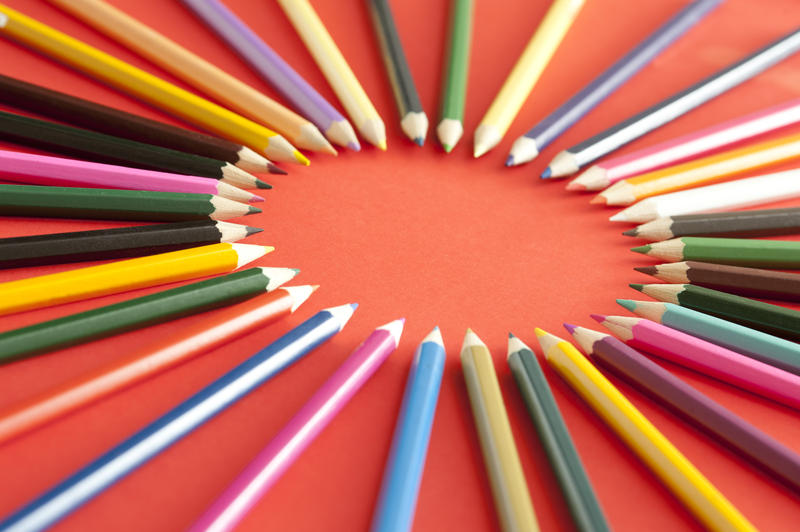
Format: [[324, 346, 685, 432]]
[[562, 323, 578, 334], [616, 299, 636, 312], [267, 163, 287, 175], [247, 206, 262, 215], [509, 332, 515, 339], [534, 328, 547, 338], [622, 228, 638, 237], [564, 180, 585, 191], [589, 195, 606, 205], [505, 155, 515, 167], [347, 142, 361, 152], [443, 144, 453, 153], [378, 140, 388, 151], [311, 285, 320, 292], [634, 266, 657, 275], [255, 179, 273, 189], [540, 167, 552, 179], [589, 314, 606, 323], [245, 226, 263, 236], [629, 283, 645, 292], [291, 268, 301, 274], [293, 150, 310, 166], [414, 137, 424, 147], [631, 245, 651, 255]]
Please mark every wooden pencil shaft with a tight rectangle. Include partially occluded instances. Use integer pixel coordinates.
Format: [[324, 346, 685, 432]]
[[369, 0, 423, 116], [660, 237, 800, 268], [0, 185, 232, 222], [0, 111, 233, 180], [439, 0, 473, 121], [0, 74, 248, 165], [0, 221, 244, 269], [667, 207, 800, 238], [508, 348, 609, 532], [682, 261, 800, 302], [0, 268, 271, 363]]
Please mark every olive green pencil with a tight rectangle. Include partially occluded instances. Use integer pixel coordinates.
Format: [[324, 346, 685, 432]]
[[633, 237, 800, 269], [436, 0, 473, 152]]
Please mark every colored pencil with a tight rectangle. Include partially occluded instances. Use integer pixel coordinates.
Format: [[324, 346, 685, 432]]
[[0, 4, 307, 165], [368, 0, 427, 146], [0, 111, 269, 190], [567, 324, 800, 492], [635, 261, 800, 302], [0, 185, 259, 222], [544, 28, 800, 178], [0, 285, 315, 447], [436, 0, 473, 153], [509, 0, 721, 168], [536, 328, 756, 532], [0, 303, 356, 532], [461, 329, 539, 532], [624, 207, 800, 240], [277, 0, 387, 150], [371, 327, 446, 532], [507, 334, 609, 532], [617, 299, 800, 376], [595, 131, 800, 206], [190, 318, 403, 532], [610, 169, 800, 223], [473, 0, 585, 158], [592, 314, 800, 410], [49, 0, 334, 155], [632, 236, 800, 269], [180, 0, 359, 151], [0, 149, 262, 204], [632, 282, 800, 342], [0, 74, 280, 174], [569, 97, 800, 190], [0, 242, 270, 316], [0, 220, 261, 269], [0, 267, 297, 363]]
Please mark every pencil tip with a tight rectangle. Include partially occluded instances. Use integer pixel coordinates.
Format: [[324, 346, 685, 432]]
[[247, 206, 262, 215], [634, 266, 656, 275], [616, 299, 636, 311], [589, 314, 606, 323], [255, 179, 273, 189], [347, 142, 361, 152], [294, 150, 310, 166], [540, 167, 552, 179], [589, 195, 606, 205], [631, 245, 651, 254], [564, 181, 584, 191], [245, 226, 263, 236], [508, 332, 515, 339], [622, 228, 638, 237], [505, 155, 515, 167], [414, 137, 424, 147], [267, 163, 287, 175], [562, 323, 578, 334], [629, 283, 645, 292], [443, 143, 453, 153]]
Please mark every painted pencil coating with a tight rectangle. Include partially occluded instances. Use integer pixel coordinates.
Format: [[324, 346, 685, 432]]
[[371, 327, 446, 532], [190, 318, 402, 532]]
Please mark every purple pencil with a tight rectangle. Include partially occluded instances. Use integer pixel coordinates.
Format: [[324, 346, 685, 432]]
[[566, 323, 800, 492], [507, 0, 722, 168], [188, 318, 405, 532], [182, 0, 360, 151], [0, 149, 262, 203]]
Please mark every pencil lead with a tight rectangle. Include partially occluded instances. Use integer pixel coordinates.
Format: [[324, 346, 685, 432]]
[[293, 150, 310, 166], [622, 228, 638, 237], [634, 266, 657, 275], [629, 283, 645, 292], [443, 143, 454, 153], [631, 245, 651, 255], [540, 167, 552, 179], [378, 140, 388, 151], [508, 332, 516, 339], [589, 195, 606, 205], [564, 180, 584, 191], [266, 163, 287, 175], [616, 299, 636, 312], [245, 226, 263, 236], [247, 206, 262, 215], [347, 142, 361, 152], [414, 137, 424, 147], [589, 314, 606, 323], [255, 179, 273, 189], [505, 155, 515, 167], [562, 323, 578, 334], [291, 268, 301, 274]]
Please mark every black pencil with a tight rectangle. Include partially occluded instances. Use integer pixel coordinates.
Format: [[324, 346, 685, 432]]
[[0, 220, 263, 269], [0, 184, 259, 222], [624, 207, 800, 241], [0, 74, 284, 175], [0, 111, 271, 189]]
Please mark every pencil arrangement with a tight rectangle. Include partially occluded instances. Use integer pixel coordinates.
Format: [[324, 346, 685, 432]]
[[0, 1, 798, 531]]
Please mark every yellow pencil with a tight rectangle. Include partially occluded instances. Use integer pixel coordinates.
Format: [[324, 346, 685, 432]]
[[46, 0, 335, 155], [535, 328, 756, 532], [277, 0, 387, 151], [0, 243, 271, 316], [461, 329, 540, 532], [473, 0, 585, 158], [0, 3, 308, 165]]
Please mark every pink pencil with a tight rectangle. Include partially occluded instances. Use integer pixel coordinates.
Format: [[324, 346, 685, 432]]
[[188, 318, 405, 532], [0, 149, 262, 203], [592, 314, 800, 411], [568, 98, 800, 191]]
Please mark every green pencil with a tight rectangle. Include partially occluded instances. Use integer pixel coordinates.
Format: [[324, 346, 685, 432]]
[[618, 299, 800, 376], [507, 334, 610, 532], [0, 184, 259, 221], [0, 267, 298, 363], [632, 237, 800, 269], [631, 283, 800, 342], [436, 0, 473, 152]]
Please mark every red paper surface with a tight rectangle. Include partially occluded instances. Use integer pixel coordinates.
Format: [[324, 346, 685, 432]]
[[1, 1, 800, 530]]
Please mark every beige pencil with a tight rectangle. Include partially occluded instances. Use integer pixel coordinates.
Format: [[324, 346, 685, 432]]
[[461, 329, 540, 532]]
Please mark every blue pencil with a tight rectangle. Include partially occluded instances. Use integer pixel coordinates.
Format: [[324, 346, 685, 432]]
[[370, 327, 446, 532], [507, 0, 722, 168], [0, 303, 357, 532]]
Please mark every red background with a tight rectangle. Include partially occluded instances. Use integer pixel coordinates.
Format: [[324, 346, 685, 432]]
[[1, 0, 800, 530]]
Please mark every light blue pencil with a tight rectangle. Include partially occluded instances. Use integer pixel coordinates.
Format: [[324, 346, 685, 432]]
[[370, 327, 446, 532]]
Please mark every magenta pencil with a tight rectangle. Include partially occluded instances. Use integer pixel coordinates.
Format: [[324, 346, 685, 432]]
[[568, 98, 800, 191], [188, 318, 405, 532], [0, 149, 262, 203], [592, 314, 800, 410]]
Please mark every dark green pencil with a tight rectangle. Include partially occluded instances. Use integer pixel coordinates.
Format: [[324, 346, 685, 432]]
[[0, 267, 298, 363], [507, 334, 610, 532], [0, 185, 259, 222], [632, 283, 800, 342]]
